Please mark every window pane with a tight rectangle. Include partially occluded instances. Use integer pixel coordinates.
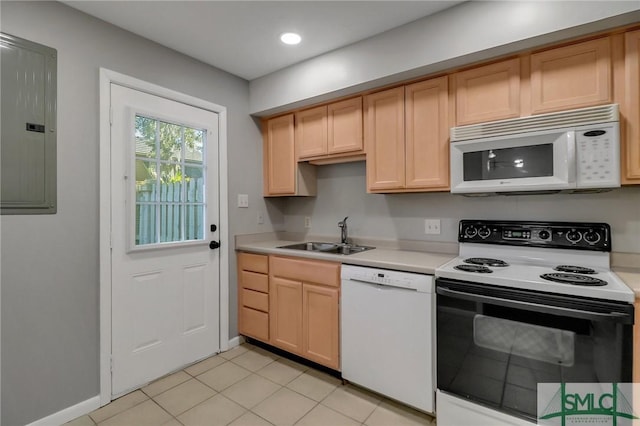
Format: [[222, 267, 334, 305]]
[[136, 204, 157, 245], [159, 164, 183, 202], [135, 115, 156, 158], [160, 204, 182, 243], [185, 204, 204, 241], [185, 128, 204, 164], [136, 161, 157, 202], [185, 166, 204, 202], [159, 122, 182, 161]]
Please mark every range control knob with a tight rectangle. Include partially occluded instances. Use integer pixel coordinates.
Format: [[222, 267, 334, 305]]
[[464, 225, 478, 238], [538, 230, 551, 240], [566, 229, 582, 243], [478, 227, 491, 239], [584, 230, 601, 244]]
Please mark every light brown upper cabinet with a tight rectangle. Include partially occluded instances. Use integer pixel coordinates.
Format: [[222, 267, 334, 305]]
[[623, 29, 640, 183], [365, 76, 449, 193], [530, 37, 612, 115], [295, 97, 364, 162], [453, 58, 521, 126], [295, 106, 327, 159], [263, 114, 316, 197], [365, 87, 405, 191]]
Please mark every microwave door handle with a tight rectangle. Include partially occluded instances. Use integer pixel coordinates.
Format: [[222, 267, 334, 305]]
[[436, 287, 632, 323]]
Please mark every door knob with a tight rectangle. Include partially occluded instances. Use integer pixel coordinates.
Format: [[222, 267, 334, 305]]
[[209, 241, 221, 250]]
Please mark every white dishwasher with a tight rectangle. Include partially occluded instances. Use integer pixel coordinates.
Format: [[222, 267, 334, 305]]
[[341, 264, 435, 413]]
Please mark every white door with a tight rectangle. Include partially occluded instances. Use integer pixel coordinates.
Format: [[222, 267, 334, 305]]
[[110, 83, 220, 396]]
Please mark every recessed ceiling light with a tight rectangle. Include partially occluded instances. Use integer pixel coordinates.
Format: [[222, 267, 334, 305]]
[[280, 32, 301, 45]]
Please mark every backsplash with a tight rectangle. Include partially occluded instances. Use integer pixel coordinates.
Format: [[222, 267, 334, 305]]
[[281, 162, 640, 254]]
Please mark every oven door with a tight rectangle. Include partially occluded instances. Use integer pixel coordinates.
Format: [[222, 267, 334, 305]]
[[450, 128, 575, 194], [436, 278, 634, 423]]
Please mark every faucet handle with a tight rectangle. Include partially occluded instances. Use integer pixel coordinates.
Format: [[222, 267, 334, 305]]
[[338, 216, 348, 227]]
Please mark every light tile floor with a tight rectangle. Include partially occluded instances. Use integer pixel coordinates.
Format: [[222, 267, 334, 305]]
[[67, 343, 436, 426]]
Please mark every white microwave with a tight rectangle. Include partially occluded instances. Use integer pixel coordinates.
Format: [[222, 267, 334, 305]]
[[449, 104, 621, 195]]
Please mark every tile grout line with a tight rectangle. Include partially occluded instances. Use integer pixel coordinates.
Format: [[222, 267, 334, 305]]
[[147, 397, 185, 425], [90, 391, 150, 425]]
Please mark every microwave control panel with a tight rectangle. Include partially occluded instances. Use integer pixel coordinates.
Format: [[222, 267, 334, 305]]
[[575, 123, 620, 189]]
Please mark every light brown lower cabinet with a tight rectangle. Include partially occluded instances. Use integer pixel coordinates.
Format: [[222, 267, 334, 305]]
[[269, 255, 341, 370], [238, 252, 270, 342], [269, 276, 303, 354], [303, 283, 340, 369]]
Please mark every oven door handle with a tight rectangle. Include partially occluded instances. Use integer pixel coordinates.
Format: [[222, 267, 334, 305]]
[[437, 287, 633, 324]]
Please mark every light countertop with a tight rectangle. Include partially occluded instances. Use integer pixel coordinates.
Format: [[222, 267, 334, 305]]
[[235, 233, 640, 296], [235, 239, 456, 275]]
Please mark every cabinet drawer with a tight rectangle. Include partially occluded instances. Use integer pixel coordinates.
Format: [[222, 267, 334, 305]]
[[239, 252, 269, 274], [240, 271, 269, 293], [240, 307, 269, 341], [242, 288, 269, 312], [270, 256, 340, 287]]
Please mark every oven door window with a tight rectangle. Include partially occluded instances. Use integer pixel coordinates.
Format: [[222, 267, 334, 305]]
[[436, 281, 633, 422]]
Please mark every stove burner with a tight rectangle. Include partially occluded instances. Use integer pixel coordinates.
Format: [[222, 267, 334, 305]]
[[464, 257, 509, 267], [540, 273, 607, 286], [554, 265, 597, 274], [454, 264, 493, 273]]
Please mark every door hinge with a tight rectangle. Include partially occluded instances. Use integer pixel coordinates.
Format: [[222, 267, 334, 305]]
[[110, 356, 114, 373], [109, 107, 113, 125]]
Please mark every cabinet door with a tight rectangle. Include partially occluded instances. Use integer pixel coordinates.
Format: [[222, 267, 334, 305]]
[[263, 114, 296, 195], [530, 37, 611, 114], [296, 106, 328, 160], [302, 284, 340, 370], [328, 97, 363, 155], [624, 30, 640, 182], [405, 76, 449, 190], [269, 277, 303, 354], [454, 58, 521, 125], [365, 87, 405, 191]]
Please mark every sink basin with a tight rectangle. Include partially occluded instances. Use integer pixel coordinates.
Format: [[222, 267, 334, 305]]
[[277, 242, 375, 255]]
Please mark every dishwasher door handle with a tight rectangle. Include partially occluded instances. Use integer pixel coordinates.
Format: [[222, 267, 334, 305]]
[[347, 278, 418, 291]]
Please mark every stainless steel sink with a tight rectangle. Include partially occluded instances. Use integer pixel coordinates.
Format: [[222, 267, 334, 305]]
[[277, 242, 375, 255]]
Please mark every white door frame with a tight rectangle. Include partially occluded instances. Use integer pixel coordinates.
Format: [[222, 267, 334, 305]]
[[98, 68, 229, 406]]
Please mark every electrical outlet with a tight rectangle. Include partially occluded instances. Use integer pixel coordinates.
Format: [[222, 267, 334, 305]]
[[424, 219, 441, 235], [304, 216, 312, 228], [257, 211, 264, 224], [237, 194, 249, 208]]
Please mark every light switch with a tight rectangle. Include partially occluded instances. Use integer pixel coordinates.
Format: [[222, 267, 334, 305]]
[[237, 194, 249, 208]]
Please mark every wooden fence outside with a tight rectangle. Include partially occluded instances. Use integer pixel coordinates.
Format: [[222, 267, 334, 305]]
[[136, 178, 204, 245]]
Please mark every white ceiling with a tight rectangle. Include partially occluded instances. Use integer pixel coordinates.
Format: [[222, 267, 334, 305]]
[[64, 1, 463, 80]]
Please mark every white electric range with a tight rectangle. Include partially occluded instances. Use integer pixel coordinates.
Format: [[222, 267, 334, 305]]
[[434, 220, 634, 426]]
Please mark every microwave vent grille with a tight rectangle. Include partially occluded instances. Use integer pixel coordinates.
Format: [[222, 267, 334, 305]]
[[451, 104, 619, 141]]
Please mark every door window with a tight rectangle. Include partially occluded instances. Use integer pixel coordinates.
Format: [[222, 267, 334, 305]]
[[133, 114, 206, 247]]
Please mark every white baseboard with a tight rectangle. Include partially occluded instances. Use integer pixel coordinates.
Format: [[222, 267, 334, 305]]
[[26, 395, 100, 426], [27, 339, 243, 425], [227, 335, 245, 349]]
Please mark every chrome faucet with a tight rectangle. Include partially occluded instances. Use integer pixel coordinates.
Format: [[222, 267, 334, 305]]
[[338, 217, 349, 244]]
